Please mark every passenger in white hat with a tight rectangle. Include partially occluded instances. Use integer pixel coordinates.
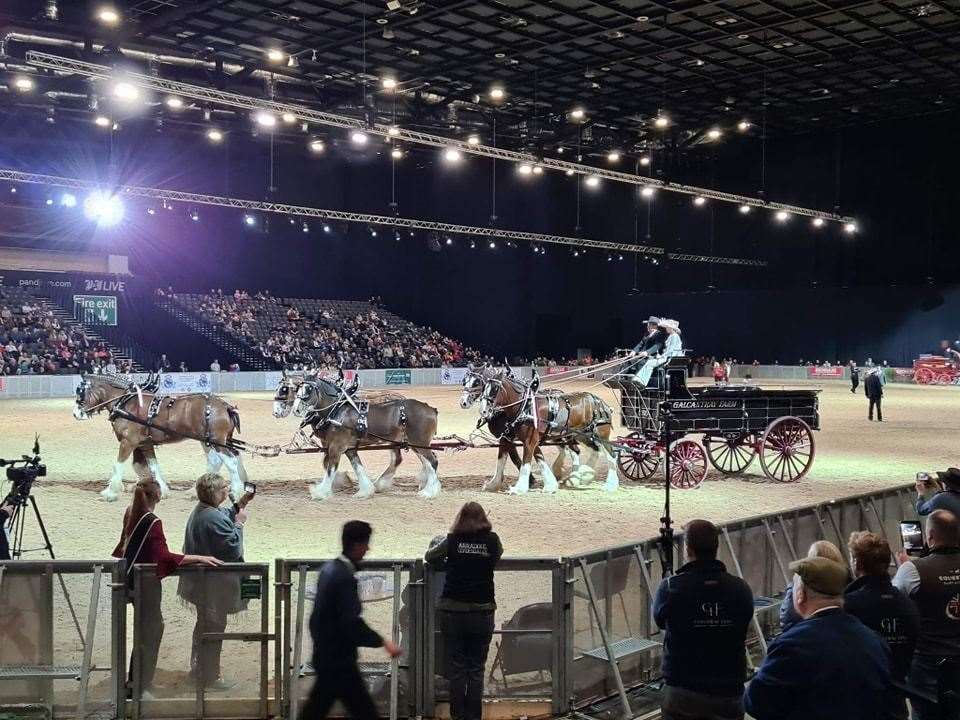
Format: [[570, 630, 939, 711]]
[[634, 319, 683, 386]]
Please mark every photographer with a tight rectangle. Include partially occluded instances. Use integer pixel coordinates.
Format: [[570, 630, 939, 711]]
[[0, 499, 12, 560], [915, 468, 960, 518]]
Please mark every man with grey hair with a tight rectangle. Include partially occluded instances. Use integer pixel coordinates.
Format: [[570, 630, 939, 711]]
[[744, 557, 891, 720], [177, 472, 253, 690]]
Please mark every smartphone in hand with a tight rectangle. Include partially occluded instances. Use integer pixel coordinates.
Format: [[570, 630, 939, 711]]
[[900, 520, 925, 557]]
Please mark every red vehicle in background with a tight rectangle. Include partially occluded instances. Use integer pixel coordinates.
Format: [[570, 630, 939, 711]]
[[913, 355, 960, 385]]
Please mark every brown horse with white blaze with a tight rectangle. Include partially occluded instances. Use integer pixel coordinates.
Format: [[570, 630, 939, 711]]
[[74, 374, 247, 501]]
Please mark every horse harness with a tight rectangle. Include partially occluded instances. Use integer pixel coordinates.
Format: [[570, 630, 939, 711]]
[[301, 380, 407, 441]]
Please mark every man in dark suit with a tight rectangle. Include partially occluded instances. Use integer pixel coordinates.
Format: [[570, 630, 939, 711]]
[[864, 367, 884, 421], [632, 316, 666, 357], [302, 521, 401, 720], [849, 361, 860, 393]]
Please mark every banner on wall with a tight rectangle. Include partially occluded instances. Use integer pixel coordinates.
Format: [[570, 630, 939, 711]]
[[385, 369, 412, 385], [159, 372, 212, 394], [807, 366, 844, 378], [440, 368, 467, 385], [545, 366, 570, 375]]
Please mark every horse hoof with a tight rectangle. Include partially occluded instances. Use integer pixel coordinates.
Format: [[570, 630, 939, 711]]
[[354, 487, 375, 500], [309, 484, 332, 500], [542, 485, 558, 495], [482, 479, 502, 492], [374, 478, 394, 492], [418, 485, 440, 499], [507, 485, 529, 495]]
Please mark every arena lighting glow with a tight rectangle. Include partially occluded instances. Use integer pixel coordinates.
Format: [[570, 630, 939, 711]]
[[707, 127, 723, 140], [607, 151, 621, 163], [112, 82, 139, 101], [467, 135, 480, 146], [844, 222, 857, 234], [165, 96, 184, 109], [323, 224, 331, 233], [489, 86, 505, 101], [639, 156, 650, 166], [381, 77, 398, 90], [94, 115, 111, 127], [387, 126, 400, 136], [565, 169, 575, 176], [190, 210, 200, 222], [254, 111, 276, 127], [489, 241, 496, 249], [243, 214, 256, 226], [302, 222, 309, 233], [281, 112, 297, 124], [370, 228, 377, 237], [693, 196, 706, 206], [518, 163, 533, 175], [45, 198, 53, 206], [812, 217, 825, 228], [350, 130, 368, 145], [654, 115, 670, 128], [14, 77, 35, 92], [61, 193, 77, 207], [443, 147, 462, 163], [532, 165, 544, 175], [445, 237, 453, 245], [775, 210, 790, 222], [585, 175, 601, 188], [390, 147, 403, 159], [97, 6, 120, 24], [9, 187, 15, 194], [641, 186, 656, 198], [570, 107, 586, 120], [557, 147, 565, 154], [83, 191, 124, 226], [146, 207, 156, 215], [738, 120, 751, 131], [309, 139, 325, 153], [739, 204, 751, 214], [469, 240, 476, 249], [206, 128, 224, 143], [266, 49, 285, 63]]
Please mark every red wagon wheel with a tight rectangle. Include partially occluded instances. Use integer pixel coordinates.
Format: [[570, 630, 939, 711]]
[[668, 440, 707, 489], [703, 434, 757, 475], [760, 417, 815, 483], [616, 432, 661, 484], [914, 367, 934, 384]]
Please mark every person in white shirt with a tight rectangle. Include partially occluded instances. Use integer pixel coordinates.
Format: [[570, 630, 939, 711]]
[[210, 359, 221, 372], [635, 319, 683, 386]]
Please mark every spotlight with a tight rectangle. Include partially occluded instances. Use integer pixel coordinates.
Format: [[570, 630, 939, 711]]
[[654, 115, 670, 128], [775, 210, 790, 222], [641, 186, 655, 198], [607, 255, 613, 262], [351, 130, 368, 145], [243, 214, 256, 227], [146, 207, 156, 215], [8, 187, 15, 194], [370, 228, 377, 237], [693, 196, 706, 206], [61, 193, 77, 208], [618, 254, 624, 261], [94, 115, 111, 127], [489, 240, 496, 249], [309, 139, 326, 153], [302, 222, 310, 233], [467, 134, 481, 146], [323, 224, 331, 233], [738, 120, 751, 131], [565, 169, 575, 177], [45, 198, 53, 206], [639, 155, 650, 166], [607, 151, 621, 163], [190, 210, 200, 222], [518, 163, 533, 175], [207, 128, 224, 143], [489, 86, 505, 101], [391, 147, 403, 159], [14, 76, 35, 92], [739, 204, 751, 214], [387, 126, 401, 136], [112, 82, 139, 101], [83, 191, 124, 226], [469, 240, 476, 249], [165, 96, 184, 109], [445, 237, 453, 245], [651, 258, 659, 266], [266, 48, 286, 63], [573, 250, 580, 257], [254, 111, 276, 127], [97, 6, 120, 24], [812, 217, 825, 228], [443, 147, 462, 163], [707, 127, 722, 140], [532, 165, 543, 175], [381, 77, 398, 90], [585, 175, 601, 188], [282, 112, 297, 124], [289, 217, 296, 225], [844, 222, 858, 234], [557, 147, 565, 154], [570, 107, 586, 120]]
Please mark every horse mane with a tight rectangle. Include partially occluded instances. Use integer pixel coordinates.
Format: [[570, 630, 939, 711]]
[[86, 373, 136, 390]]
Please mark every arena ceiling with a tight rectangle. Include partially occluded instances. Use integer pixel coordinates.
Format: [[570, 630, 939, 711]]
[[1, 0, 959, 156]]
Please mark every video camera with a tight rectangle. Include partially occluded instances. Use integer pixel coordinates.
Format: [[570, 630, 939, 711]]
[[1, 435, 46, 507]]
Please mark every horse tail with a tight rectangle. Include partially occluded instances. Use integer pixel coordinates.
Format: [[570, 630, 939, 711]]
[[227, 405, 241, 435]]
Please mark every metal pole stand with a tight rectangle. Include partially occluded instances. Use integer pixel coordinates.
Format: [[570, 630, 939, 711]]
[[658, 402, 675, 578]]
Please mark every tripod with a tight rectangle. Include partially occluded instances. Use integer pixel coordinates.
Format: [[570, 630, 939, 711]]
[[5, 491, 85, 643]]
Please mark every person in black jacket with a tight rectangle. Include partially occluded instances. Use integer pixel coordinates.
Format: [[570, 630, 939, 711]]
[[844, 531, 919, 720], [653, 519, 755, 720], [849, 361, 860, 393], [425, 502, 502, 720], [864, 367, 884, 421], [0, 499, 13, 560], [302, 521, 401, 720]]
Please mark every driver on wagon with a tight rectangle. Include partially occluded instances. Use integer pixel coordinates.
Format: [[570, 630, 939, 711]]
[[633, 318, 683, 386]]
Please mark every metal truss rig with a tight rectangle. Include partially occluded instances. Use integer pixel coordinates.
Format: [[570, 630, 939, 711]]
[[0, 168, 766, 267], [24, 51, 853, 224]]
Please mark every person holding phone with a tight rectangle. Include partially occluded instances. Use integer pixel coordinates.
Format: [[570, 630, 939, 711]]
[[915, 468, 960, 518]]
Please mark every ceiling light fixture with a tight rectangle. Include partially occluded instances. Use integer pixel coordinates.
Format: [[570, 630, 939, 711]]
[[391, 147, 403, 159], [14, 76, 35, 92], [570, 107, 586, 120], [443, 147, 462, 163], [207, 128, 224, 143], [518, 163, 533, 175], [739, 204, 751, 214], [641, 186, 656, 198], [387, 126, 400, 136], [812, 217, 825, 228], [775, 210, 790, 222], [97, 6, 120, 24], [165, 96, 184, 109], [282, 112, 297, 124], [489, 86, 505, 101], [112, 82, 139, 101], [309, 139, 325, 153], [654, 115, 670, 128], [351, 130, 368, 145], [639, 155, 650, 166], [266, 48, 285, 63], [607, 151, 621, 163], [737, 120, 751, 131], [94, 115, 111, 127], [707, 127, 722, 140], [693, 196, 706, 206], [381, 77, 398, 90], [254, 111, 276, 127], [585, 175, 601, 188], [467, 134, 480, 145], [532, 165, 544, 175]]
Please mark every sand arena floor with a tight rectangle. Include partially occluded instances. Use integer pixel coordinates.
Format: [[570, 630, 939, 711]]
[[0, 378, 956, 706]]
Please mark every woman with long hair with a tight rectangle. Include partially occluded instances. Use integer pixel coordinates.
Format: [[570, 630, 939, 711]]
[[425, 502, 502, 720], [112, 479, 220, 699]]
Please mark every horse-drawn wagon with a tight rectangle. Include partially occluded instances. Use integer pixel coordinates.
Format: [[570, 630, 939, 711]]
[[606, 358, 820, 489], [913, 355, 960, 385]]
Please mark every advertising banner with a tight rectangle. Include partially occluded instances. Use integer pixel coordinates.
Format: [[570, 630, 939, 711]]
[[159, 372, 212, 394], [807, 366, 844, 378], [385, 369, 412, 385], [440, 367, 468, 385], [545, 366, 570, 375]]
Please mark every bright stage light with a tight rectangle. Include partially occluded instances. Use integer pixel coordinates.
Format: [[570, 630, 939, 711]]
[[323, 224, 331, 233], [639, 155, 650, 166], [654, 115, 670, 128], [83, 191, 124, 226], [739, 204, 751, 214], [489, 86, 505, 101], [693, 196, 706, 206], [532, 165, 543, 175], [207, 128, 224, 143], [844, 222, 857, 234], [146, 207, 156, 215], [585, 175, 600, 188], [707, 127, 722, 140], [282, 112, 297, 124], [812, 217, 825, 228], [112, 82, 139, 101], [45, 198, 53, 206], [565, 169, 575, 176], [14, 76, 35, 92], [641, 186, 655, 197], [570, 107, 586, 121], [254, 111, 276, 127], [165, 96, 184, 109], [351, 130, 368, 145], [775, 210, 790, 222], [190, 210, 200, 222], [381, 77, 397, 90], [94, 115, 111, 127], [97, 6, 120, 25], [607, 151, 620, 163], [243, 214, 256, 227], [518, 163, 533, 175], [309, 139, 325, 153], [467, 134, 480, 146], [738, 120, 751, 131], [61, 193, 77, 208], [302, 222, 310, 233], [390, 147, 403, 159], [443, 147, 462, 163], [488, 241, 496, 249], [446, 237, 453, 245], [387, 126, 401, 136], [266, 48, 286, 63]]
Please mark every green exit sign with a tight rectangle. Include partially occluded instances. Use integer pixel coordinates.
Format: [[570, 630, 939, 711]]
[[73, 294, 118, 326]]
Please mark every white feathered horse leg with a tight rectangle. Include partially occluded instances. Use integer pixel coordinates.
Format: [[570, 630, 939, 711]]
[[347, 450, 376, 499], [142, 446, 170, 498], [218, 450, 245, 501], [415, 449, 441, 499], [101, 443, 133, 502], [376, 449, 401, 492]]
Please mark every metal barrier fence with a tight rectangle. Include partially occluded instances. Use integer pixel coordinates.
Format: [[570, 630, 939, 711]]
[[1, 483, 919, 719]]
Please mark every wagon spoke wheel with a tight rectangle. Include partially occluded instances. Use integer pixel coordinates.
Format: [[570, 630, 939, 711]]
[[704, 435, 757, 475], [616, 432, 660, 483], [668, 440, 707, 490], [760, 417, 815, 483], [914, 367, 934, 384]]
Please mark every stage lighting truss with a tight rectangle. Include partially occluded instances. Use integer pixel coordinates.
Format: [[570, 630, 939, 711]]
[[24, 51, 852, 225], [0, 168, 766, 267]]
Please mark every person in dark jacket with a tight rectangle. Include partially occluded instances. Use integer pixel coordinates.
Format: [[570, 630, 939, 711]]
[[865, 367, 884, 421], [653, 519, 755, 720], [892, 510, 960, 720], [425, 502, 503, 720], [0, 498, 13, 560], [303, 520, 401, 720], [915, 468, 960, 519], [779, 540, 848, 633], [745, 557, 891, 720], [844, 531, 920, 720], [849, 361, 860, 393]]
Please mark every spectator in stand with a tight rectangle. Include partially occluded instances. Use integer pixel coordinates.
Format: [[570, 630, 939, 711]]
[[779, 540, 848, 633], [893, 510, 960, 720], [210, 359, 221, 372], [179, 361, 188, 372], [654, 519, 754, 719], [844, 531, 919, 720], [915, 468, 960, 519], [744, 557, 891, 720]]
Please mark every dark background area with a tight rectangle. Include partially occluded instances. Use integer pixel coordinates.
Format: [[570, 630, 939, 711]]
[[0, 108, 957, 364]]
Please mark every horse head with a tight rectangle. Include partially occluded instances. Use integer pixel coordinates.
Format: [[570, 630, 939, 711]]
[[273, 371, 302, 418], [479, 369, 518, 422], [294, 376, 338, 418], [73, 374, 116, 420], [460, 363, 489, 409]]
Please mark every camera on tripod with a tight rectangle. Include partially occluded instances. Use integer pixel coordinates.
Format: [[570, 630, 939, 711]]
[[1, 436, 46, 507]]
